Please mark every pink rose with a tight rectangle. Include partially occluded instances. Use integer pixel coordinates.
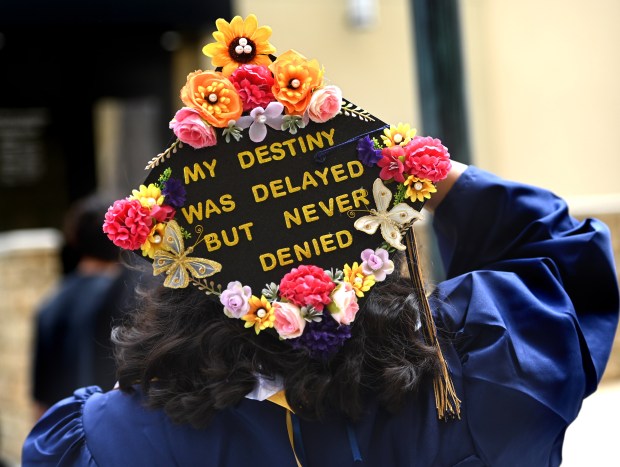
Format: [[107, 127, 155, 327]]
[[150, 204, 176, 223], [102, 198, 152, 250], [307, 85, 342, 123], [229, 64, 276, 112], [360, 248, 394, 282], [273, 301, 306, 339], [220, 281, 252, 318], [403, 136, 451, 182], [279, 265, 336, 311], [169, 107, 217, 149], [327, 282, 359, 325]]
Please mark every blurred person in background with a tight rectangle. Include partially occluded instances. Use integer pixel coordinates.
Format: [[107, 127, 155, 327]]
[[31, 194, 137, 419]]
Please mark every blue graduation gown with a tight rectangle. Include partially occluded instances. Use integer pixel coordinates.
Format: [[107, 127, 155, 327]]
[[22, 166, 619, 466]]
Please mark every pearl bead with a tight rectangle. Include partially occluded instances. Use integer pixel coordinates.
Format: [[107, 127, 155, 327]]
[[238, 37, 248, 46], [257, 115, 267, 124], [290, 78, 300, 89], [243, 45, 252, 54], [152, 235, 162, 244], [257, 309, 266, 318], [208, 93, 218, 103], [235, 45, 244, 54], [414, 182, 423, 191], [393, 134, 403, 143]]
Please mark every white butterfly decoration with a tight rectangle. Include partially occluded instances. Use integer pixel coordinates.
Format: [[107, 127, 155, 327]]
[[354, 178, 422, 250], [152, 220, 222, 288]]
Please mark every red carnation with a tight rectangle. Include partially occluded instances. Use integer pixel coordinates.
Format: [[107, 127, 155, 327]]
[[230, 64, 276, 112], [279, 265, 336, 311], [102, 198, 153, 250], [403, 136, 451, 182]]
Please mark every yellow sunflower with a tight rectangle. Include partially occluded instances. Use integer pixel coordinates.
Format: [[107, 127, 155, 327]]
[[343, 262, 375, 298], [242, 295, 275, 334], [202, 14, 277, 77], [404, 176, 437, 202], [380, 123, 416, 147], [130, 183, 164, 208]]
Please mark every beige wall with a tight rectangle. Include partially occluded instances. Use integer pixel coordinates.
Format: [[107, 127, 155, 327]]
[[233, 0, 420, 128], [460, 0, 620, 200]]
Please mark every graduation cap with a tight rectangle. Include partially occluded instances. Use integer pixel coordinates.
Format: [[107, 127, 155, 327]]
[[103, 14, 459, 419]]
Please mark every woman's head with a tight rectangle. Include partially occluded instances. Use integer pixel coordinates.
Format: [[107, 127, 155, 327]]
[[112, 260, 440, 427]]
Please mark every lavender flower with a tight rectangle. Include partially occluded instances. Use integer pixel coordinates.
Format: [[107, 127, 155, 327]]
[[161, 178, 187, 208], [291, 312, 352, 360]]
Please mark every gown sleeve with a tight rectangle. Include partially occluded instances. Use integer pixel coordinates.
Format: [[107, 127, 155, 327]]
[[431, 166, 619, 465], [22, 386, 102, 466]]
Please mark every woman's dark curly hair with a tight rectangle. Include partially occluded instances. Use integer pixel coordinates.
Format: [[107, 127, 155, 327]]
[[112, 256, 441, 428]]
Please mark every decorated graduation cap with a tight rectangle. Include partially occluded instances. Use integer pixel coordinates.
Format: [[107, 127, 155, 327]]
[[103, 14, 460, 419]]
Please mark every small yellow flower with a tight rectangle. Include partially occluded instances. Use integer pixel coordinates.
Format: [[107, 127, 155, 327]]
[[140, 223, 167, 258], [130, 183, 164, 208], [242, 295, 275, 334], [404, 176, 437, 202], [380, 123, 416, 147], [202, 14, 277, 76], [343, 262, 375, 298]]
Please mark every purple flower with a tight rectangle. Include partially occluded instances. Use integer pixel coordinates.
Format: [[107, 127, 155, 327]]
[[161, 178, 187, 209], [237, 102, 284, 142], [291, 312, 352, 360], [357, 135, 382, 167], [360, 248, 394, 282], [220, 281, 252, 318]]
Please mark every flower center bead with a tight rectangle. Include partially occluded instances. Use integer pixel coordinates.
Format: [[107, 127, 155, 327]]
[[393, 134, 403, 144], [414, 182, 423, 191], [257, 308, 266, 318], [289, 78, 301, 89], [229, 36, 256, 63], [257, 115, 267, 124], [208, 93, 218, 103], [152, 235, 162, 244]]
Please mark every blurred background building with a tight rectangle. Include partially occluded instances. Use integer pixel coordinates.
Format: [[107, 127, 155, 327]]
[[1, 0, 618, 465]]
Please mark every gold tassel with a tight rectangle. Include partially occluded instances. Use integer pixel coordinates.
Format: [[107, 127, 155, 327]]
[[404, 226, 461, 420]]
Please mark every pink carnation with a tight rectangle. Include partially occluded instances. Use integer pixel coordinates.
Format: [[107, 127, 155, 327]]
[[103, 198, 152, 250], [229, 64, 275, 112], [273, 301, 306, 339], [279, 265, 336, 311], [169, 107, 217, 149], [307, 85, 342, 123], [403, 136, 451, 183]]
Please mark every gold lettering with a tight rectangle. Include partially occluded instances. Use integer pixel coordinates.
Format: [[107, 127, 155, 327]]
[[238, 151, 254, 169], [283, 208, 302, 229], [255, 145, 271, 164], [184, 163, 206, 184], [259, 253, 277, 271], [252, 184, 269, 202]]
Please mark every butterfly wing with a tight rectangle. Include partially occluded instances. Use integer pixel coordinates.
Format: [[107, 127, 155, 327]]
[[162, 262, 190, 289], [183, 257, 222, 279], [354, 215, 382, 235], [160, 220, 185, 255], [372, 178, 392, 212]]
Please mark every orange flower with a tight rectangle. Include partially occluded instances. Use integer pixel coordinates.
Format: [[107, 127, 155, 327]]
[[269, 49, 324, 115], [180, 70, 242, 128], [202, 14, 276, 77]]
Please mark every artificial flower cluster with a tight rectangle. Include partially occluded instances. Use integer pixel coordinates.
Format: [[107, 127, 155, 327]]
[[168, 14, 343, 148], [357, 123, 451, 204], [219, 247, 394, 358], [102, 169, 187, 258]]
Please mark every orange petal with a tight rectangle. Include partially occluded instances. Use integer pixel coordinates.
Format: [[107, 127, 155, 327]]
[[221, 62, 239, 77]]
